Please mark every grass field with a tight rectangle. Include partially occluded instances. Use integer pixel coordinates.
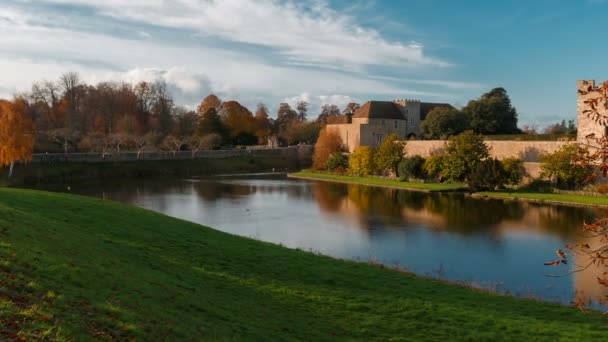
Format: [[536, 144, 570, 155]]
[[289, 171, 466, 192], [475, 191, 608, 207], [1, 188, 608, 340]]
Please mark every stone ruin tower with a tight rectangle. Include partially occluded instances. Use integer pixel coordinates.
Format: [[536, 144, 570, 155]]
[[577, 80, 608, 143]]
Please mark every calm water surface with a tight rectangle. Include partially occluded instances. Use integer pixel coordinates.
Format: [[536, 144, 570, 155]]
[[49, 175, 608, 307]]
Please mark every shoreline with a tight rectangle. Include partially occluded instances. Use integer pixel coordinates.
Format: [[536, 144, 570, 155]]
[[470, 192, 608, 208], [288, 172, 466, 193]]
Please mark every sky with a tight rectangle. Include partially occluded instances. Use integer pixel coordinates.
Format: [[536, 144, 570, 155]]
[[1, 0, 607, 127]]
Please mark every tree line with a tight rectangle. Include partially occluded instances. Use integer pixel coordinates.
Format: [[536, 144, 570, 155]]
[[1, 72, 363, 158]]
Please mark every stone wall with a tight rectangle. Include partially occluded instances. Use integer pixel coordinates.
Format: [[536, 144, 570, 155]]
[[30, 145, 314, 165], [404, 140, 573, 162]]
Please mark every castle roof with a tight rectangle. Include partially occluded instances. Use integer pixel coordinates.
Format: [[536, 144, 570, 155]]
[[419, 102, 454, 120], [352, 101, 404, 120]]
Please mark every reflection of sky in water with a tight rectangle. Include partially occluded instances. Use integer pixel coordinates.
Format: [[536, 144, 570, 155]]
[[63, 176, 608, 308]]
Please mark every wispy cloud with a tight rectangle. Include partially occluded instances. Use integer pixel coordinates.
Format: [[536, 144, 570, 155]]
[[0, 0, 466, 117], [42, 0, 448, 70]]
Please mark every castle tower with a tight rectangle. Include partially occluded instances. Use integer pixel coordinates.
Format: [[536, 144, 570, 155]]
[[577, 80, 608, 143]]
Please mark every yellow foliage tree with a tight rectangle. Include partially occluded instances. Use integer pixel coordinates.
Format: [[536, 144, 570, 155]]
[[349, 146, 375, 176], [312, 128, 343, 170], [0, 99, 35, 177]]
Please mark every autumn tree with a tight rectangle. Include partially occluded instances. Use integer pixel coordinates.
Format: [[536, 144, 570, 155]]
[[197, 94, 223, 116], [254, 103, 272, 144], [374, 133, 405, 176], [222, 101, 258, 145], [312, 128, 343, 170], [197, 107, 227, 139], [0, 99, 35, 177], [349, 146, 375, 176]]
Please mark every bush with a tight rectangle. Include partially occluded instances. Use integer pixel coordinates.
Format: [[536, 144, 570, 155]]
[[467, 158, 507, 191], [398, 156, 426, 181], [596, 184, 608, 194], [540, 144, 592, 190], [312, 128, 343, 170], [522, 179, 554, 193], [502, 157, 526, 186], [349, 146, 375, 176], [423, 155, 448, 181], [326, 152, 348, 172], [443, 131, 490, 181], [374, 133, 405, 176]]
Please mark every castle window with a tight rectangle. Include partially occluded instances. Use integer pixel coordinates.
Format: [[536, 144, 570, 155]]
[[394, 121, 397, 128], [382, 120, 385, 125]]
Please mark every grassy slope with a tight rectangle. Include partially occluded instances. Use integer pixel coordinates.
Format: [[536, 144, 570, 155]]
[[289, 171, 465, 192], [476, 191, 608, 207], [1, 189, 607, 340]]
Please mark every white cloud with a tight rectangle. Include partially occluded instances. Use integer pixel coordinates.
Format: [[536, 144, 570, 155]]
[[0, 1, 466, 119], [43, 0, 448, 69]]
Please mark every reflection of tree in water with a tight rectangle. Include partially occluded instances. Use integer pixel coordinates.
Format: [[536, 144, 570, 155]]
[[313, 182, 349, 213], [416, 195, 525, 233], [534, 204, 606, 240], [311, 181, 608, 240]]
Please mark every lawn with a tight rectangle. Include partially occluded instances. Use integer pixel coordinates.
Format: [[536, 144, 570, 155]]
[[289, 171, 466, 192], [1, 188, 608, 340], [475, 191, 608, 207]]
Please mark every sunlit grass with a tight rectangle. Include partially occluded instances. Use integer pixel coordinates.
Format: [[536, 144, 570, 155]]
[[1, 187, 607, 340], [475, 191, 608, 206], [289, 171, 466, 192]]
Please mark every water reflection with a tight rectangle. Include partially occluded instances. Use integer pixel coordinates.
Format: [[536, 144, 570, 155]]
[[50, 175, 608, 308]]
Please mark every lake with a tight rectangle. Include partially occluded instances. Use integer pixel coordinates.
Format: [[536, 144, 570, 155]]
[[48, 174, 608, 308]]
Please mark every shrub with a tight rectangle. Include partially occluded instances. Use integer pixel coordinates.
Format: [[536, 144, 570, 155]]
[[326, 152, 348, 172], [423, 155, 448, 181], [467, 158, 507, 191], [443, 131, 490, 181], [502, 158, 526, 186], [540, 144, 592, 190], [349, 146, 375, 176], [596, 184, 608, 194], [374, 133, 405, 176], [312, 128, 343, 170], [398, 156, 426, 181], [522, 179, 554, 193]]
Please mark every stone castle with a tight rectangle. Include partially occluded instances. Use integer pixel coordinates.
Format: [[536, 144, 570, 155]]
[[328, 81, 607, 179], [326, 99, 453, 152]]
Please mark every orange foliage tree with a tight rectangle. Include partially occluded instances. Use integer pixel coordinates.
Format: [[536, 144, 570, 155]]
[[312, 128, 343, 170], [0, 99, 35, 177], [222, 101, 258, 145]]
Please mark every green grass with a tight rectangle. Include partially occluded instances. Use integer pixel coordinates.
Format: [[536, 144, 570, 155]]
[[476, 191, 608, 207], [289, 171, 465, 192], [1, 188, 608, 340]]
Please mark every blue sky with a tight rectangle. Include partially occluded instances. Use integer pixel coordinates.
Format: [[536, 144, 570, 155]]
[[0, 0, 606, 127]]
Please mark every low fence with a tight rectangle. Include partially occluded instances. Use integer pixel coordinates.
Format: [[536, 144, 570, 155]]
[[30, 145, 314, 164]]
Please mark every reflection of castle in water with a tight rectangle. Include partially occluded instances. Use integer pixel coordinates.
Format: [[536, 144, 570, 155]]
[[312, 182, 608, 305]]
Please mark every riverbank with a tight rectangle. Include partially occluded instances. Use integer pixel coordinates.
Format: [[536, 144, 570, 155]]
[[472, 191, 608, 208], [2, 188, 606, 340], [288, 171, 466, 192], [0, 155, 305, 187]]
